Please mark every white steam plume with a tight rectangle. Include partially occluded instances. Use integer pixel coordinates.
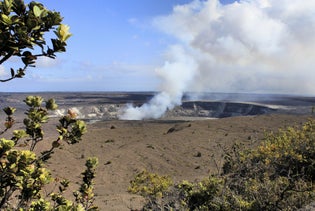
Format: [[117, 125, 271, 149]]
[[120, 0, 315, 120], [119, 46, 197, 120]]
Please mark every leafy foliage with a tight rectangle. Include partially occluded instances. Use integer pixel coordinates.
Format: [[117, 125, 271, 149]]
[[0, 0, 71, 82], [220, 120, 315, 210], [0, 96, 98, 210], [130, 119, 315, 210], [0, 1, 99, 210], [128, 169, 173, 210], [74, 157, 99, 211], [177, 178, 231, 210]]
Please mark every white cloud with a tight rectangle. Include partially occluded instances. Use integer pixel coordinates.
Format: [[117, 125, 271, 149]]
[[72, 60, 159, 91], [152, 0, 315, 95], [36, 56, 60, 68], [120, 0, 315, 120], [0, 65, 8, 78]]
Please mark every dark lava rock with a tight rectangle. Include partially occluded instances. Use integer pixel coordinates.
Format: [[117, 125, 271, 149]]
[[179, 101, 276, 118]]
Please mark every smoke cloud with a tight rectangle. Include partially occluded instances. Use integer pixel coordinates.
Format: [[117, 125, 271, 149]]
[[119, 46, 197, 120], [119, 0, 315, 120]]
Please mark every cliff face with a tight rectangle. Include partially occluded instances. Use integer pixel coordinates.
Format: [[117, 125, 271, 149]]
[[0, 92, 313, 121], [48, 101, 277, 121], [165, 101, 276, 119]]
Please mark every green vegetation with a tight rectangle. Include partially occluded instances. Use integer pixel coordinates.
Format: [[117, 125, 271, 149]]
[[1, 1, 314, 210], [128, 169, 173, 210], [0, 95, 99, 210], [0, 0, 71, 82], [0, 0, 98, 210], [130, 119, 315, 210]]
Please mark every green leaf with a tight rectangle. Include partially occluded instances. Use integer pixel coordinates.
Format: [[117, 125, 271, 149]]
[[86, 157, 99, 168], [54, 24, 72, 42], [3, 0, 12, 14], [24, 96, 35, 107], [1, 13, 12, 24], [0, 138, 15, 152], [32, 25, 41, 31], [13, 130, 27, 139], [3, 106, 16, 115], [8, 45, 19, 51], [46, 98, 58, 110], [33, 5, 42, 18], [12, 0, 26, 15]]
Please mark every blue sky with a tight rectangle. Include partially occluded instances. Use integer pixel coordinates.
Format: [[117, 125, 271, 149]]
[[1, 0, 315, 95], [0, 0, 235, 92]]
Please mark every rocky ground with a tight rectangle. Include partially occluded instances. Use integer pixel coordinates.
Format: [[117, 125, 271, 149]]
[[1, 92, 315, 210], [41, 114, 311, 210], [2, 92, 314, 120]]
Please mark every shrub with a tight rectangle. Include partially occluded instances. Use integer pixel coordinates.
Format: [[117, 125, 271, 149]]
[[128, 169, 173, 210], [185, 119, 315, 210], [0, 96, 98, 210], [0, 0, 99, 210], [178, 177, 231, 211], [131, 119, 315, 210]]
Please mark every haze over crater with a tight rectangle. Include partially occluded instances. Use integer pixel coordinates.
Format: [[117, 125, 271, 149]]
[[120, 0, 315, 120]]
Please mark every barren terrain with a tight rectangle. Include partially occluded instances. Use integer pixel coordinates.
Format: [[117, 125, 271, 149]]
[[1, 92, 314, 210], [43, 114, 311, 210]]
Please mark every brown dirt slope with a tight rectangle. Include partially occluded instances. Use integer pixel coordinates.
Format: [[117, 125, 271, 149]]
[[43, 114, 312, 210]]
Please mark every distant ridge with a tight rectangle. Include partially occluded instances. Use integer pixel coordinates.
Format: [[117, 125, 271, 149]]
[[0, 92, 314, 121]]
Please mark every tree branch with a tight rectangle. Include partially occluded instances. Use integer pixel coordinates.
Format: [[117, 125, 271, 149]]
[[0, 64, 29, 83], [0, 186, 16, 209], [0, 76, 16, 83], [0, 52, 14, 65]]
